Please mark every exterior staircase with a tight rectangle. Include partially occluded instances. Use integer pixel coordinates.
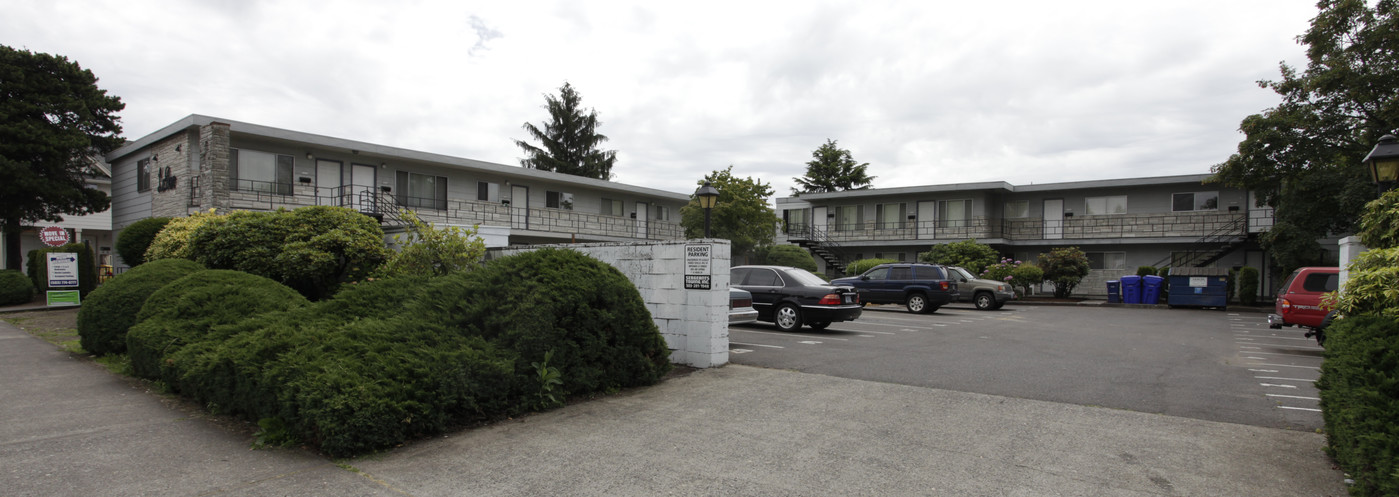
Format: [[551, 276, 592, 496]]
[[785, 225, 848, 275], [1150, 216, 1249, 268]]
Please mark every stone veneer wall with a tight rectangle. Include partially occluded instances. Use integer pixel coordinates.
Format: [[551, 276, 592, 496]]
[[491, 239, 731, 368]]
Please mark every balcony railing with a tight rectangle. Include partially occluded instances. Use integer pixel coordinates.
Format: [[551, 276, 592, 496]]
[[221, 185, 682, 241], [789, 212, 1246, 243]]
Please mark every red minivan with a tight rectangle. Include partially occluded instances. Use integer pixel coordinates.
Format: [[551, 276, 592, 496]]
[[1267, 266, 1339, 344]]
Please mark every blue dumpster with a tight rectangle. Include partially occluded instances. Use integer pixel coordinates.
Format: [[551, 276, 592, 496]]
[[1106, 280, 1121, 303], [1166, 267, 1230, 308], [1120, 275, 1142, 304], [1142, 275, 1164, 304]]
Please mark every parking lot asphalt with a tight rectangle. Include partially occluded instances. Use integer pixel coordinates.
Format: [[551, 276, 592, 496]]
[[0, 313, 1347, 496]]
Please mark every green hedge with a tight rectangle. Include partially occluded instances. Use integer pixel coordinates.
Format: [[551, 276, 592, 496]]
[[1238, 267, 1260, 306], [0, 269, 34, 305], [115, 217, 171, 267], [126, 270, 309, 383], [752, 245, 818, 272], [1136, 266, 1156, 277], [1317, 315, 1399, 496], [76, 259, 205, 356], [25, 244, 97, 297], [845, 258, 897, 276]]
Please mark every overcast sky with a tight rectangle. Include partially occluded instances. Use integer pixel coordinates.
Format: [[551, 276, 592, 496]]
[[5, 1, 1318, 197]]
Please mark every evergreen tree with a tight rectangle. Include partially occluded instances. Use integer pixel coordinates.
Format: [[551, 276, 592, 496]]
[[0, 46, 124, 270], [515, 82, 617, 180], [793, 139, 875, 195]]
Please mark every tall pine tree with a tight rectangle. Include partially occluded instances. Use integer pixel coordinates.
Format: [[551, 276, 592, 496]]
[[793, 139, 875, 195], [515, 82, 617, 180], [0, 46, 125, 270]]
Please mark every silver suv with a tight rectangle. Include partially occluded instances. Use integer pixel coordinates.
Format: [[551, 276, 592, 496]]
[[948, 266, 1016, 310]]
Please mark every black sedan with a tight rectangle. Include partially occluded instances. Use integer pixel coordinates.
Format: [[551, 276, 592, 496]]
[[731, 265, 863, 331]]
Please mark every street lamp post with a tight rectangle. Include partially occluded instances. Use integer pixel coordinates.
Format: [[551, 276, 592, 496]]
[[695, 181, 720, 238], [1363, 134, 1399, 194]]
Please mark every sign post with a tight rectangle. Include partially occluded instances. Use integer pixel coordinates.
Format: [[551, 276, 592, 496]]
[[684, 243, 712, 290], [46, 252, 80, 306]]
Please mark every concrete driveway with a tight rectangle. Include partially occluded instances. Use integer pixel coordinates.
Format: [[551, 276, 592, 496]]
[[0, 317, 1347, 496]]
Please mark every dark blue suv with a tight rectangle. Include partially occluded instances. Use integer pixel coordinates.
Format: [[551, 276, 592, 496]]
[[830, 263, 959, 313]]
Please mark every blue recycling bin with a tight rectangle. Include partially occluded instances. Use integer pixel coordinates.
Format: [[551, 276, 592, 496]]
[[1142, 275, 1164, 304], [1120, 275, 1142, 304], [1106, 280, 1121, 303]]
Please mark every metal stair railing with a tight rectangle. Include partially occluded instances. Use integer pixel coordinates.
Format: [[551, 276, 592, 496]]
[[1149, 215, 1247, 268]]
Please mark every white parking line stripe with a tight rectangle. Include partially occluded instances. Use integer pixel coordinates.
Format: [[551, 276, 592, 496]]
[[1268, 394, 1321, 401], [1239, 351, 1323, 357], [731, 329, 849, 341], [1255, 376, 1316, 382], [1259, 383, 1298, 389], [727, 343, 783, 350], [1240, 346, 1261, 349], [1248, 369, 1279, 373], [1278, 406, 1322, 412], [1248, 363, 1322, 370]]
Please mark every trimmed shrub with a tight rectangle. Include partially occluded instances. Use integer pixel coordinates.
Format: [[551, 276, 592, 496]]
[[126, 270, 308, 383], [756, 245, 818, 273], [1316, 315, 1399, 496], [1038, 247, 1090, 298], [0, 269, 34, 305], [76, 259, 205, 356], [376, 209, 487, 278], [1136, 266, 1156, 277], [145, 209, 221, 262], [1011, 264, 1044, 296], [411, 248, 673, 398], [845, 258, 897, 276], [1238, 267, 1260, 306], [115, 217, 171, 267], [918, 239, 999, 274], [26, 244, 97, 297]]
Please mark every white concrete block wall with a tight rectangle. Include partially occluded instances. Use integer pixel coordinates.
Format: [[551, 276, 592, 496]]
[[493, 239, 731, 368]]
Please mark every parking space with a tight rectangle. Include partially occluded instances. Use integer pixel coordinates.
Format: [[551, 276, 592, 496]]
[[730, 303, 1323, 431]]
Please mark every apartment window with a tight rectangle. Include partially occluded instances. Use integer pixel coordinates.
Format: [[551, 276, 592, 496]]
[[654, 205, 671, 221], [1086, 252, 1126, 270], [229, 148, 294, 195], [601, 198, 624, 216], [1172, 192, 1218, 212], [1004, 200, 1029, 218], [876, 203, 907, 229], [477, 181, 500, 202], [1085, 196, 1127, 215], [396, 171, 447, 210], [546, 191, 573, 210], [938, 199, 970, 228], [136, 158, 151, 192], [897, 253, 907, 262], [783, 208, 809, 233], [835, 205, 863, 231]]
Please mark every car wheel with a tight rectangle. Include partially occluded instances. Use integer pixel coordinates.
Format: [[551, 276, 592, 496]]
[[774, 303, 802, 332], [808, 321, 830, 330], [974, 292, 995, 310], [906, 293, 928, 313]]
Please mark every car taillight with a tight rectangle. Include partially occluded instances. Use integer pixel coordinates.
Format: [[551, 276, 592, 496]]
[[734, 298, 752, 308], [939, 281, 950, 291], [1280, 298, 1293, 314], [819, 294, 842, 305]]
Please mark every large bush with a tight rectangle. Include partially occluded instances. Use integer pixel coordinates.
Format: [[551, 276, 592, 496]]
[[126, 270, 308, 383], [752, 244, 817, 272], [1330, 248, 1399, 321], [25, 244, 97, 297], [76, 259, 205, 356], [411, 248, 673, 397], [918, 239, 999, 274], [844, 258, 897, 276], [0, 269, 33, 305], [1011, 264, 1044, 296], [115, 217, 171, 267], [376, 209, 487, 278], [1037, 246, 1090, 298], [1358, 189, 1399, 250], [1316, 315, 1399, 496], [145, 209, 221, 261]]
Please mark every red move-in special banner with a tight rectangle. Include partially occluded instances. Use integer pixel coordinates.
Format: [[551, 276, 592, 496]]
[[39, 226, 70, 247]]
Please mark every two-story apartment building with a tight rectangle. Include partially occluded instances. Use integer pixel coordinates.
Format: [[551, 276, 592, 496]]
[[776, 175, 1283, 297], [103, 115, 690, 268]]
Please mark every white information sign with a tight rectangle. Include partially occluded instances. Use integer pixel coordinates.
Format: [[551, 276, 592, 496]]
[[685, 244, 711, 275], [47, 252, 79, 288], [1188, 276, 1208, 287]]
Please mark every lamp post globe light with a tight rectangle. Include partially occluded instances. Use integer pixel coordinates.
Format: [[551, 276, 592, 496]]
[[1363, 134, 1399, 194], [695, 181, 720, 238]]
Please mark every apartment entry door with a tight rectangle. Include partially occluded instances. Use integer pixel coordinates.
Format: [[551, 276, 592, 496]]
[[511, 185, 529, 230], [917, 201, 937, 239], [635, 201, 648, 238], [1043, 199, 1064, 240], [315, 159, 342, 206], [812, 207, 827, 236], [350, 164, 375, 212]]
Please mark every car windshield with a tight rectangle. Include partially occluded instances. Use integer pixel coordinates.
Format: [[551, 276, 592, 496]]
[[952, 267, 974, 280], [782, 268, 830, 287]]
